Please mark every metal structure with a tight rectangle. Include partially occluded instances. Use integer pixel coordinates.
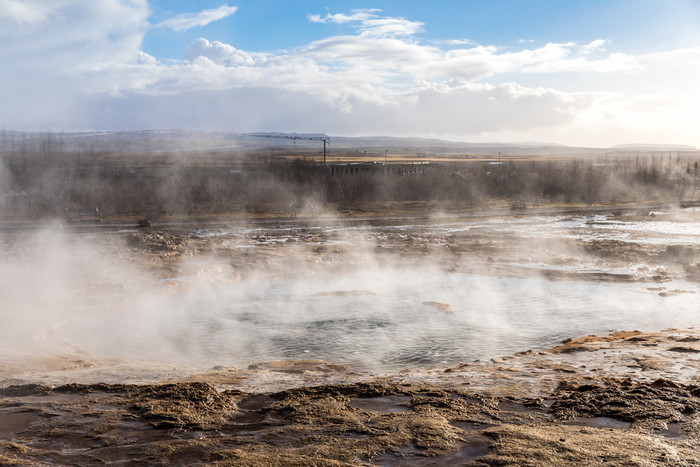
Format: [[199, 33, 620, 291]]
[[251, 133, 330, 166]]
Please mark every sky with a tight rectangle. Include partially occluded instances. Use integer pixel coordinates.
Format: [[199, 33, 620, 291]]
[[0, 0, 699, 147]]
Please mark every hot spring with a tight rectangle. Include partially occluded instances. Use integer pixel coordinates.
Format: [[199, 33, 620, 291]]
[[86, 268, 700, 371], [2, 208, 699, 379]]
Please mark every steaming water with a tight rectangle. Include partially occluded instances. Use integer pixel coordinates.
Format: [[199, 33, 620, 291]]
[[2, 208, 700, 378], [192, 211, 700, 248], [89, 270, 698, 372]]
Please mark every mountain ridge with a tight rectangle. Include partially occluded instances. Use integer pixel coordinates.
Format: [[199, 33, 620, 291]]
[[0, 129, 696, 154]]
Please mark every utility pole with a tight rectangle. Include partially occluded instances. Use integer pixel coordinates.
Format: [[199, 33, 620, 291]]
[[252, 133, 330, 167]]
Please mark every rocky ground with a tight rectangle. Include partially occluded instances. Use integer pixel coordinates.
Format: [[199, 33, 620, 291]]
[[1, 329, 700, 465], [119, 208, 700, 286]]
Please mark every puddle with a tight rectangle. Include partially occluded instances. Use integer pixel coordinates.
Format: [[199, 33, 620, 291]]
[[51, 432, 103, 449], [237, 394, 277, 411], [225, 410, 279, 433], [655, 422, 683, 439], [497, 401, 542, 414], [100, 420, 171, 442], [338, 432, 372, 439], [225, 394, 282, 433], [230, 412, 266, 424], [348, 395, 413, 413], [224, 419, 271, 433], [0, 411, 44, 434], [440, 437, 491, 465], [374, 435, 490, 466]]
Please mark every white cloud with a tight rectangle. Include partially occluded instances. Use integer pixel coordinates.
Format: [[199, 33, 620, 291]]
[[580, 39, 609, 54], [439, 39, 477, 46], [308, 9, 423, 38], [358, 16, 424, 38], [135, 50, 157, 65], [184, 38, 259, 65], [0, 2, 697, 148], [639, 45, 700, 66], [0, 0, 47, 23], [308, 9, 381, 25], [520, 51, 641, 73], [300, 37, 640, 83], [154, 4, 237, 32], [67, 81, 588, 138], [0, 0, 148, 74]]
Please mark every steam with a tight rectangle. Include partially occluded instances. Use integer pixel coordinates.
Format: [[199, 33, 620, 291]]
[[0, 226, 144, 353], [1, 214, 699, 380]]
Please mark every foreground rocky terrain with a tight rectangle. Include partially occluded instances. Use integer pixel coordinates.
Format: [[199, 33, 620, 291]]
[[2, 329, 700, 465]]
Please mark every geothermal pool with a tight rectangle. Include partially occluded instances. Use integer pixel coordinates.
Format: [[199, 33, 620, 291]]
[[1, 207, 699, 382], [89, 269, 700, 371]]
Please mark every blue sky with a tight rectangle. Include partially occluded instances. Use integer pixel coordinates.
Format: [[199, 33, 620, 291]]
[[143, 1, 700, 56], [1, 0, 699, 146]]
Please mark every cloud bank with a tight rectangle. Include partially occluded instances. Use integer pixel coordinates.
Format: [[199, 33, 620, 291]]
[[0, 0, 698, 147]]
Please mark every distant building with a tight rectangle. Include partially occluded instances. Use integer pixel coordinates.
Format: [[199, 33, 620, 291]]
[[328, 161, 431, 176]]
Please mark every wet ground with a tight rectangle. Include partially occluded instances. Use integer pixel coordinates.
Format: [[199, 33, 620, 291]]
[[2, 330, 700, 465], [2, 204, 700, 464]]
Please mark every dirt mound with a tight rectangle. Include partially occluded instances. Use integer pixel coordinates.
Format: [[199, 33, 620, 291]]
[[553, 378, 700, 426], [579, 239, 660, 261], [128, 229, 190, 256]]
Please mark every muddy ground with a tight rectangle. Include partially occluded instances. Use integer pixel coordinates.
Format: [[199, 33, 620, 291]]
[[2, 205, 700, 465], [119, 208, 700, 286], [2, 330, 700, 465]]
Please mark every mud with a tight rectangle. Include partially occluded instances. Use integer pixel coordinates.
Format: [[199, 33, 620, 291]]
[[119, 228, 679, 288], [2, 330, 700, 465], [97, 206, 700, 288]]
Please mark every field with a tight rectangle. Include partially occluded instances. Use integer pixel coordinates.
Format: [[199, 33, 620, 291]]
[[2, 143, 700, 219]]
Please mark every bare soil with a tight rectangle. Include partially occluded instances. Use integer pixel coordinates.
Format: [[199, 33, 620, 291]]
[[2, 330, 700, 465]]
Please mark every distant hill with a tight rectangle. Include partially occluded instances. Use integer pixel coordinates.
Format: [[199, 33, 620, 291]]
[[329, 136, 586, 155], [611, 143, 697, 151], [0, 130, 696, 155]]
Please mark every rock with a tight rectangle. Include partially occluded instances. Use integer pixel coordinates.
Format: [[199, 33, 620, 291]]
[[423, 301, 455, 314]]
